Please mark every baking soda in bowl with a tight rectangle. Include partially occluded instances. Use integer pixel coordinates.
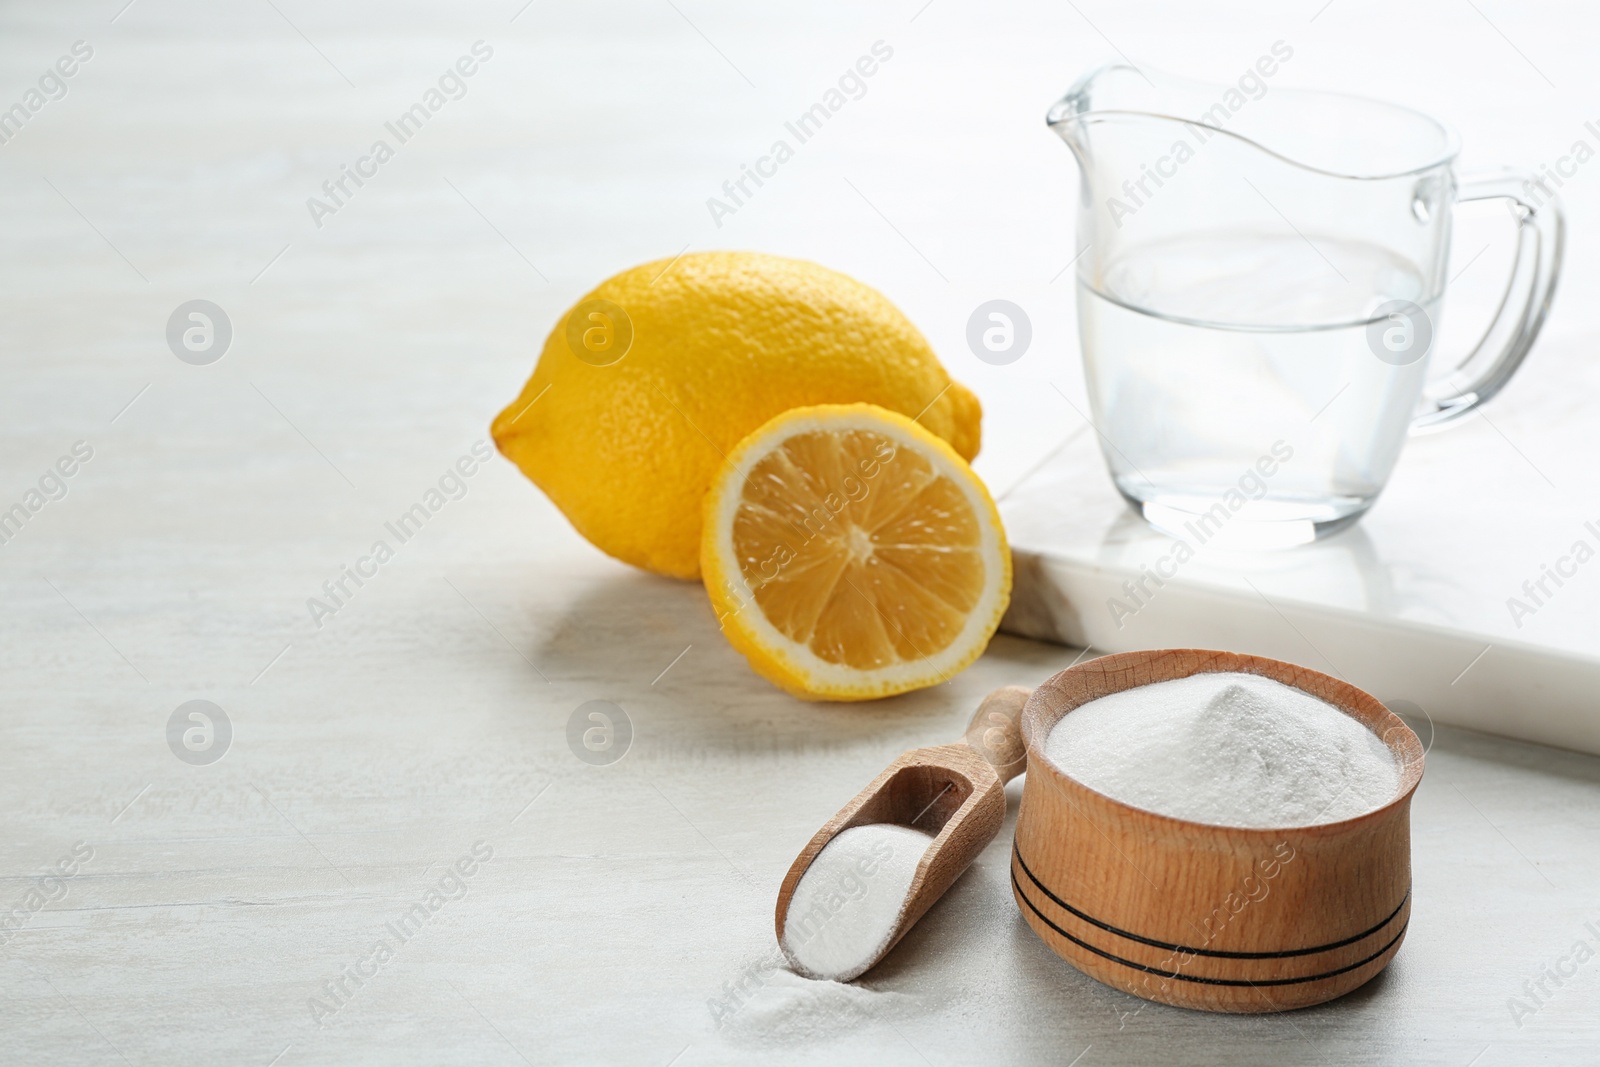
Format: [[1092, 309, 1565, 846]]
[[782, 823, 933, 981], [1043, 672, 1400, 828]]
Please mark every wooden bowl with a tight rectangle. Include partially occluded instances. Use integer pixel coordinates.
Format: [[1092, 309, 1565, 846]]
[[1011, 649, 1425, 1013]]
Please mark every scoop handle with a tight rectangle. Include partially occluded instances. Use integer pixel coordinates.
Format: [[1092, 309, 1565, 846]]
[[961, 685, 1031, 782]]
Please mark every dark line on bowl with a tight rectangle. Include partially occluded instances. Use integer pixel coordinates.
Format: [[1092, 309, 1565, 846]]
[[1011, 869, 1407, 987], [1013, 844, 1408, 959]]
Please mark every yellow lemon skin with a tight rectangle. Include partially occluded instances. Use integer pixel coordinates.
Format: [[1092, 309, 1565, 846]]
[[701, 404, 1010, 702], [491, 252, 981, 579]]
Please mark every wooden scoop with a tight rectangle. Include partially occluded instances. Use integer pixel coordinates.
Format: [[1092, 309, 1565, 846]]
[[775, 685, 1031, 981]]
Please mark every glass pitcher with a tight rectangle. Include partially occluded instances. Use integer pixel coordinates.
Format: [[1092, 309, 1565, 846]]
[[1049, 63, 1563, 547]]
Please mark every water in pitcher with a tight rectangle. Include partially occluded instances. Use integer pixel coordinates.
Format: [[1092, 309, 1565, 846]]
[[1077, 231, 1437, 546]]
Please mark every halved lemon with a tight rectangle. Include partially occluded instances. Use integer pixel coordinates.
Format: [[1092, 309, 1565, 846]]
[[701, 403, 1011, 701]]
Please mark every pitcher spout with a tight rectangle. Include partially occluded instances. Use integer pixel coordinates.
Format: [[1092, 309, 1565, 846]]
[[1045, 59, 1458, 182], [1044, 63, 1117, 162]]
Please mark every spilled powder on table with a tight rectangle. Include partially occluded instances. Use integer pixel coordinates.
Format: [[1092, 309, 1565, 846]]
[[720, 967, 918, 1046]]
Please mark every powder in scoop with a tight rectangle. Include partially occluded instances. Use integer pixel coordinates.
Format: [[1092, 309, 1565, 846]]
[[782, 823, 932, 981], [1044, 672, 1399, 828]]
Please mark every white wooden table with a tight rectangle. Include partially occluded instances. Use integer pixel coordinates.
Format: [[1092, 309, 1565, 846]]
[[3, 2, 1599, 1064]]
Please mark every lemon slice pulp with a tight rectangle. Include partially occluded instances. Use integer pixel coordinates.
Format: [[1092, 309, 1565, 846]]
[[702, 404, 1010, 700]]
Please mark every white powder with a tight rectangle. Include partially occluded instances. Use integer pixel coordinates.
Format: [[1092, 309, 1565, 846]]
[[1044, 672, 1400, 828], [782, 823, 933, 981], [719, 967, 917, 1045]]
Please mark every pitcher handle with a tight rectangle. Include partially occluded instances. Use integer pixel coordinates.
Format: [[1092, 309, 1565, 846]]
[[1411, 169, 1565, 431]]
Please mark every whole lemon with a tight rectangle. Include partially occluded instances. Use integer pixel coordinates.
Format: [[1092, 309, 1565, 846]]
[[492, 252, 981, 579]]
